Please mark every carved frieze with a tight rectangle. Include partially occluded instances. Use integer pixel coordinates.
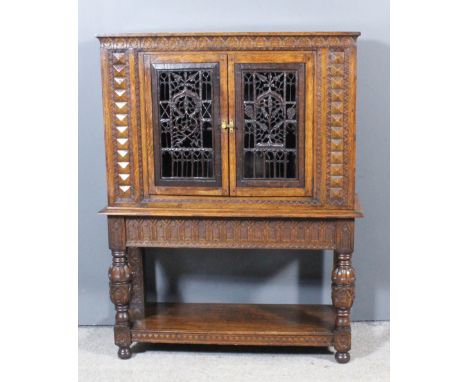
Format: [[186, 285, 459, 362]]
[[125, 218, 336, 249]]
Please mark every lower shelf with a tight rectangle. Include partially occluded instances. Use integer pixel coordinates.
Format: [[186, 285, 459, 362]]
[[131, 303, 335, 347]]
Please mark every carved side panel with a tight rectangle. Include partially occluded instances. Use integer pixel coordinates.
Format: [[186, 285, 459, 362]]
[[108, 50, 134, 202], [125, 218, 336, 249], [326, 50, 348, 206]]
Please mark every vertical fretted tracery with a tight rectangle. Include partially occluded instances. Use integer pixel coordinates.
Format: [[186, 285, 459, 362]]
[[154, 68, 216, 180], [241, 71, 298, 179]]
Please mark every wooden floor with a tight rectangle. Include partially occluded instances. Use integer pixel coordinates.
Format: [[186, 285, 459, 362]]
[[131, 303, 335, 347]]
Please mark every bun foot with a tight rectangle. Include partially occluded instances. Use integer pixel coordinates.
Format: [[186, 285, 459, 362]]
[[118, 346, 131, 359], [335, 351, 350, 364]]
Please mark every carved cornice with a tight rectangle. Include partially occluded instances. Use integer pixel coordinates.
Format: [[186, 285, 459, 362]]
[[99, 34, 358, 51]]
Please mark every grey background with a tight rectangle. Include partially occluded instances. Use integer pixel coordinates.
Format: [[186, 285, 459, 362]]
[[79, 0, 389, 324]]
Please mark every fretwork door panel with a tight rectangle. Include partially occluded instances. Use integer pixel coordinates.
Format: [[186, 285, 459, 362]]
[[228, 52, 314, 197], [140, 53, 229, 196]]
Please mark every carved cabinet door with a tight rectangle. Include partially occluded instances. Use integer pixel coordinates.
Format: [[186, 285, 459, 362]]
[[227, 52, 314, 197], [140, 53, 229, 196]]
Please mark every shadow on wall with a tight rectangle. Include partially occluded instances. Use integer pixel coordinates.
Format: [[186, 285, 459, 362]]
[[144, 248, 327, 305], [353, 39, 390, 321]]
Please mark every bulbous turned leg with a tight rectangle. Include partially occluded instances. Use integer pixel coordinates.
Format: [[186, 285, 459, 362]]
[[332, 221, 355, 364], [108, 217, 133, 360], [332, 251, 355, 364], [109, 251, 132, 359], [110, 249, 133, 359]]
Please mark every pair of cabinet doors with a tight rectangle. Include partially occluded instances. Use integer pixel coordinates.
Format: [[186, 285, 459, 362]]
[[139, 51, 315, 197]]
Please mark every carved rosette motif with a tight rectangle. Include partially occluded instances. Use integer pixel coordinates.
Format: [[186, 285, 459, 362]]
[[109, 51, 133, 201], [326, 50, 349, 206], [125, 218, 336, 249], [99, 35, 357, 50]]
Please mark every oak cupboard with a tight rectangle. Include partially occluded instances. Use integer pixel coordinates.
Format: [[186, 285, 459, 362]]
[[98, 32, 362, 363]]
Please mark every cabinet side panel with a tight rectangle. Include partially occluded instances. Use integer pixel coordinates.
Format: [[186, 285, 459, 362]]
[[324, 47, 356, 208], [100, 48, 138, 204]]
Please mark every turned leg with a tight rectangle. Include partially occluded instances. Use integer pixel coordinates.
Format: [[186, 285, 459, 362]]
[[332, 221, 355, 364], [108, 217, 133, 359]]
